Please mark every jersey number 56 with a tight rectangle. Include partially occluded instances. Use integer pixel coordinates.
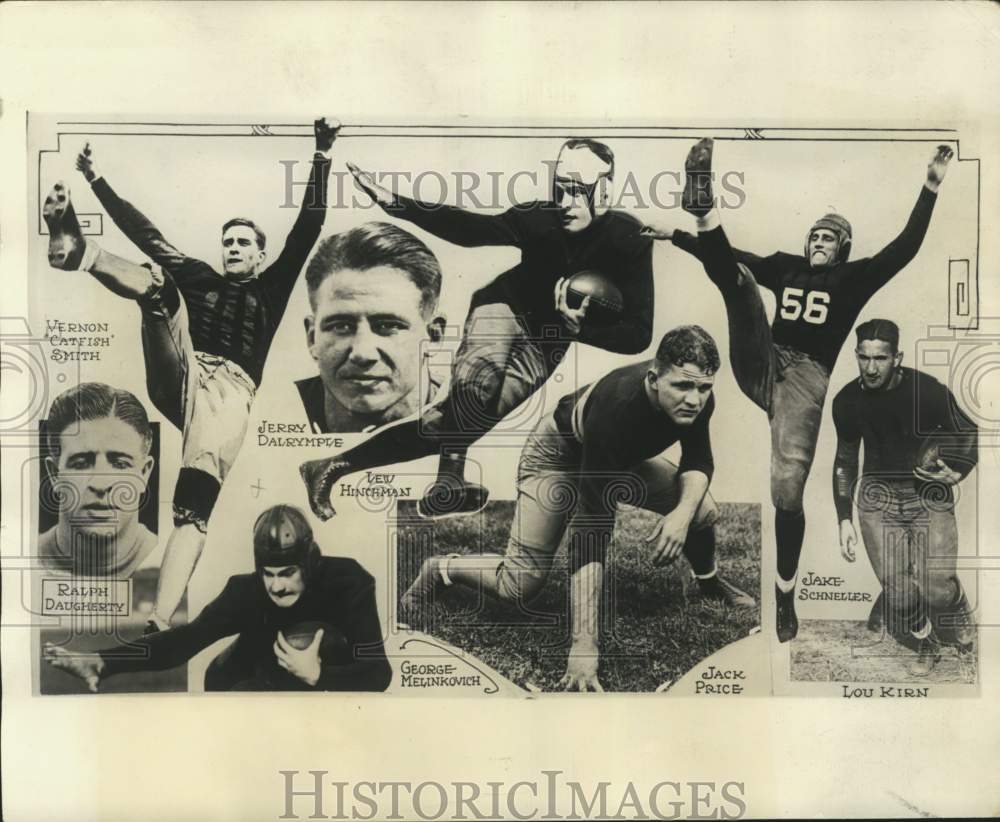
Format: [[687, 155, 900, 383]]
[[780, 288, 830, 324]]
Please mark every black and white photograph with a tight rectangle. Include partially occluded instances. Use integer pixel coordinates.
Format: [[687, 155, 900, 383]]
[[2, 3, 999, 820]]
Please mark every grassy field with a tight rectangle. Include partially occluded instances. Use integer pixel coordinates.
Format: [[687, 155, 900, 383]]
[[396, 500, 760, 692], [790, 619, 977, 685]]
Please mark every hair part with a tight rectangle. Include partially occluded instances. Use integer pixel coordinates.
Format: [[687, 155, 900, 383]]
[[46, 382, 153, 461], [305, 222, 443, 315], [559, 138, 615, 180], [222, 217, 266, 251], [654, 325, 721, 375], [855, 318, 900, 354]]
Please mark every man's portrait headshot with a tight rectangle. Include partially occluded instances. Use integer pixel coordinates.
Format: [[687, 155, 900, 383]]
[[39, 382, 159, 578], [298, 221, 446, 433]]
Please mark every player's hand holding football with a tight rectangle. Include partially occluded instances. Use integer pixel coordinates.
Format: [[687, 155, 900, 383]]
[[646, 509, 690, 567], [559, 644, 604, 692], [274, 629, 324, 687], [43, 642, 105, 692], [554, 277, 590, 336], [347, 161, 396, 208], [925, 145, 954, 191], [838, 519, 858, 562], [314, 116, 342, 155], [75, 142, 99, 183], [913, 458, 962, 486]]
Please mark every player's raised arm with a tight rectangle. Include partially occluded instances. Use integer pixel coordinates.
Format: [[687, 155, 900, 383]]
[[348, 161, 528, 249], [862, 144, 953, 289], [77, 142, 195, 275], [260, 117, 338, 299]]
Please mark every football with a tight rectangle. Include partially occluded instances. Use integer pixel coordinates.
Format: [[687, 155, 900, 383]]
[[565, 270, 624, 326], [282, 620, 350, 663]]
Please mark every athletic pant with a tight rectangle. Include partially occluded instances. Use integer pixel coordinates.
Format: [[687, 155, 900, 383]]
[[493, 411, 719, 602], [140, 268, 255, 529], [699, 228, 830, 512]]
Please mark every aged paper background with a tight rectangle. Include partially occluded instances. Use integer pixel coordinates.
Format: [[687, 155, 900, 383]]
[[2, 2, 1000, 819]]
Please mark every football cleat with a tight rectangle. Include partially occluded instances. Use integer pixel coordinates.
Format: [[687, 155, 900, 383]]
[[417, 478, 489, 520], [682, 138, 715, 217], [43, 181, 87, 270], [299, 457, 352, 521], [867, 590, 886, 633], [694, 575, 756, 608], [909, 633, 943, 677], [775, 584, 799, 643]]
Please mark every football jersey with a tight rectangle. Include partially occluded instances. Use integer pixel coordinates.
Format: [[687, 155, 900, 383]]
[[673, 186, 938, 371], [91, 154, 330, 386], [386, 195, 654, 355]]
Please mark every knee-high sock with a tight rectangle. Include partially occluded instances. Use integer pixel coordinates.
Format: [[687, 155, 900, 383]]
[[775, 507, 805, 584], [696, 226, 745, 295], [682, 527, 717, 578]]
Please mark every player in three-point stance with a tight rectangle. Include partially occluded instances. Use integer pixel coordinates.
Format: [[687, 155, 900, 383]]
[[832, 319, 977, 676], [42, 117, 340, 631], [44, 504, 392, 692], [400, 326, 754, 692], [300, 138, 654, 521], [643, 139, 953, 641]]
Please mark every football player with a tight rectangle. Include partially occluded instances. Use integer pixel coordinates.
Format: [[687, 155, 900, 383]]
[[300, 138, 654, 520], [832, 319, 977, 675], [43, 118, 339, 630], [44, 504, 392, 692], [297, 222, 446, 434], [400, 326, 754, 692], [642, 139, 952, 641]]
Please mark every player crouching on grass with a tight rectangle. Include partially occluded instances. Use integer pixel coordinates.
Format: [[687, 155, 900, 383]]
[[642, 139, 952, 643], [832, 319, 977, 676], [44, 504, 392, 692], [400, 326, 755, 692]]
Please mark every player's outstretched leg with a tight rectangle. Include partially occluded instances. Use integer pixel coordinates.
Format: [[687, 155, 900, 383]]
[[43, 643, 104, 692], [43, 182, 90, 270]]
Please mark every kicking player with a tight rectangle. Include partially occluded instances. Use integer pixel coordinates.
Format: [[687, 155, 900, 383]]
[[400, 326, 754, 692], [832, 319, 977, 675], [42, 117, 339, 629], [643, 139, 952, 641], [300, 138, 653, 520], [44, 504, 392, 692]]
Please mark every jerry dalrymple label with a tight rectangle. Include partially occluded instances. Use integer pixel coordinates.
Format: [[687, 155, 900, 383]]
[[41, 578, 131, 615]]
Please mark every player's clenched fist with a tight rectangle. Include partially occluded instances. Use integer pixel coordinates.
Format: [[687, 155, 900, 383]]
[[314, 117, 341, 154], [925, 144, 954, 190]]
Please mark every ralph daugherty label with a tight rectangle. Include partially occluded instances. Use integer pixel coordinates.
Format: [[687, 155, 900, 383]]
[[41, 578, 130, 615]]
